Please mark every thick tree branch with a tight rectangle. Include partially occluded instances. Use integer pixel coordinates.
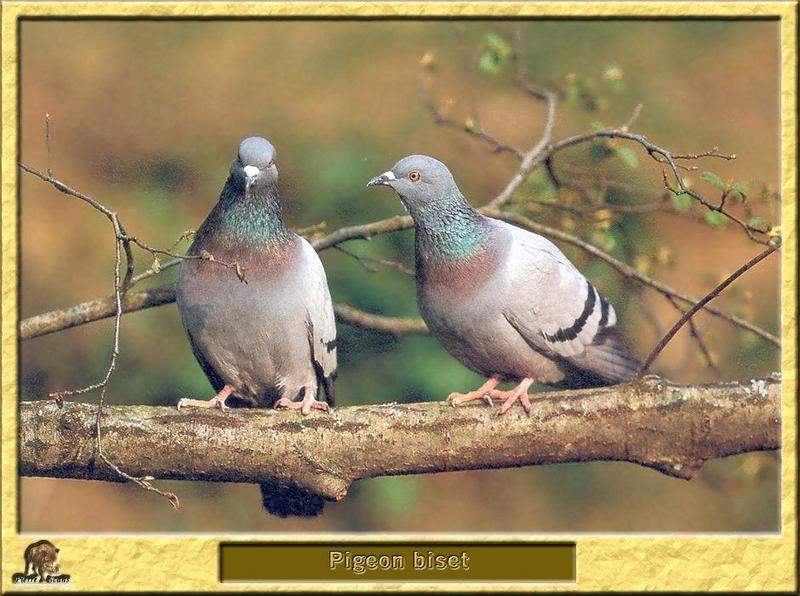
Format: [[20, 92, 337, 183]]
[[20, 376, 780, 502]]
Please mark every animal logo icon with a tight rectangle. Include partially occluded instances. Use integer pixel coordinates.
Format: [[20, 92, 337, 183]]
[[11, 540, 70, 584], [25, 540, 60, 581]]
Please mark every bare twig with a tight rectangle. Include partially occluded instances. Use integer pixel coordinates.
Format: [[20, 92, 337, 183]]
[[620, 103, 643, 131], [665, 295, 720, 375], [487, 77, 558, 208], [123, 233, 247, 283], [311, 214, 413, 251], [417, 54, 524, 158], [292, 220, 327, 238], [334, 304, 428, 336], [423, 56, 768, 247], [454, 26, 483, 131], [334, 245, 414, 276], [18, 161, 138, 291], [640, 245, 779, 373], [45, 113, 52, 178], [92, 227, 179, 509], [512, 23, 527, 80], [550, 130, 766, 244]]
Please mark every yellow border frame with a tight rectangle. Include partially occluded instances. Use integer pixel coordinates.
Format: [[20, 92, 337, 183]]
[[1, 2, 796, 592]]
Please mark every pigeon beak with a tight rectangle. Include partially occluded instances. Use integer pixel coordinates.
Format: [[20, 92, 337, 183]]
[[243, 165, 259, 191], [366, 170, 396, 188]]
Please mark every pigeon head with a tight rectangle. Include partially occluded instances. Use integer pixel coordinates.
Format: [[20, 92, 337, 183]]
[[366, 155, 461, 212], [230, 136, 278, 192]]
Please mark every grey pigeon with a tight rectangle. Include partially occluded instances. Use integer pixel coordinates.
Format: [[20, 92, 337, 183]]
[[176, 137, 337, 515], [367, 155, 639, 414]]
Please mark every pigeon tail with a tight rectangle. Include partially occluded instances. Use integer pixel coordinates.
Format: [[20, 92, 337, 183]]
[[557, 328, 641, 389], [259, 480, 325, 518]]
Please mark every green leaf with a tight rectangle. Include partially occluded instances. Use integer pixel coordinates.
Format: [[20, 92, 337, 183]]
[[608, 78, 625, 94], [704, 210, 727, 228], [565, 82, 580, 106], [538, 185, 556, 202], [477, 51, 501, 75], [478, 33, 512, 76], [602, 231, 619, 252], [485, 32, 512, 59], [671, 193, 692, 212], [747, 217, 772, 231], [615, 146, 638, 168], [603, 66, 626, 94], [589, 142, 611, 161], [700, 171, 727, 191], [603, 64, 624, 82], [592, 230, 618, 252], [730, 182, 749, 199]]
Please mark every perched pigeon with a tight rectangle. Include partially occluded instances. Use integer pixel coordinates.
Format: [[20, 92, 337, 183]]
[[367, 155, 639, 414], [176, 136, 337, 515]]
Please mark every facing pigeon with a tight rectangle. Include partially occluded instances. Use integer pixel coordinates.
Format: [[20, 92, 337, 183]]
[[176, 136, 337, 515], [367, 155, 640, 414]]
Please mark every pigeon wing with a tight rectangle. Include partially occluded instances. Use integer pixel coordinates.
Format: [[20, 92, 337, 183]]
[[496, 221, 639, 384], [298, 238, 338, 404]]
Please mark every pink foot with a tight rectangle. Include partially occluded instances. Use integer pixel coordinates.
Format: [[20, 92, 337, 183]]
[[177, 385, 232, 411], [275, 386, 330, 416], [485, 388, 516, 403], [446, 378, 501, 407], [497, 378, 535, 415]]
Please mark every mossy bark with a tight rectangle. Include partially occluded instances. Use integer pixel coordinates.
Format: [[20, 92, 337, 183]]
[[19, 375, 780, 501]]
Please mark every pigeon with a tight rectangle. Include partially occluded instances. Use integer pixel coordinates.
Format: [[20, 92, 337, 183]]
[[176, 136, 337, 515], [367, 155, 640, 414]]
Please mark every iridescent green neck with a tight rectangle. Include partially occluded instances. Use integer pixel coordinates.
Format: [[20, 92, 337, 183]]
[[202, 177, 292, 247], [413, 195, 490, 260]]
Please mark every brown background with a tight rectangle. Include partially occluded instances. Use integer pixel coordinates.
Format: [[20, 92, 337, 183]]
[[19, 19, 779, 532]]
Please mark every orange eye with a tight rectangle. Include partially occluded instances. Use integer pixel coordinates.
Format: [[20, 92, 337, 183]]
[[409, 171, 421, 182]]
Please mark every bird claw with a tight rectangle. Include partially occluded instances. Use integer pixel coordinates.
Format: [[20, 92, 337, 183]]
[[496, 387, 533, 416], [177, 386, 232, 411], [446, 392, 462, 407], [274, 396, 330, 416], [481, 394, 494, 406], [445, 379, 502, 408], [176, 396, 228, 411], [447, 391, 488, 407]]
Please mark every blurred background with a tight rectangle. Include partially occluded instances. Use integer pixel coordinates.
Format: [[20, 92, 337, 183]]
[[19, 19, 780, 532]]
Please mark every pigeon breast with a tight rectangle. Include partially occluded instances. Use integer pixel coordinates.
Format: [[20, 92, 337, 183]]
[[177, 233, 336, 407]]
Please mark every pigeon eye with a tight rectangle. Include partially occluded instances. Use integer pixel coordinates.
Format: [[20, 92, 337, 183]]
[[409, 171, 421, 182], [268, 159, 275, 167]]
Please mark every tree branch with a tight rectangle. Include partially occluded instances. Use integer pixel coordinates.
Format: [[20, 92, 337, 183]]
[[20, 376, 780, 503], [19, 285, 429, 341], [21, 285, 176, 340], [641, 244, 779, 372], [20, 207, 778, 346]]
